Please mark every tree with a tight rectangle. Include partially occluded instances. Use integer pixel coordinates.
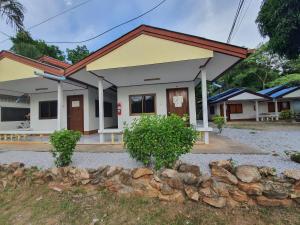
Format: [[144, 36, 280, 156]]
[[10, 31, 65, 61], [268, 73, 300, 86], [0, 0, 25, 30], [256, 0, 300, 59], [66, 45, 90, 64]]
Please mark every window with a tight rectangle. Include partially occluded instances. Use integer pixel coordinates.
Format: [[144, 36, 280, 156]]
[[95, 100, 113, 117], [1, 107, 30, 122], [268, 102, 290, 112], [209, 106, 215, 114], [229, 104, 243, 114], [39, 101, 57, 119], [129, 94, 155, 115]]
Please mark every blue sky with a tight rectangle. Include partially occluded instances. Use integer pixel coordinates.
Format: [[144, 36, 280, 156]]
[[0, 0, 265, 54]]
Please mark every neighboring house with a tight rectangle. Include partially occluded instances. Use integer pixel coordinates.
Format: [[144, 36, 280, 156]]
[[208, 85, 300, 122], [0, 25, 249, 144], [208, 88, 271, 122]]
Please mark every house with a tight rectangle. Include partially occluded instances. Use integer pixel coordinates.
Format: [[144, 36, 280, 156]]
[[208, 85, 300, 122], [208, 88, 271, 122], [0, 25, 249, 144]]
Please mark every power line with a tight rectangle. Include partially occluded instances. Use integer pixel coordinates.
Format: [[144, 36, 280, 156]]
[[227, 0, 245, 43], [45, 0, 168, 44], [0, 30, 11, 38], [0, 0, 93, 44]]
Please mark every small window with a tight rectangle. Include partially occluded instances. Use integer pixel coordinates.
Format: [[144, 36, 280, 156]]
[[129, 94, 155, 115], [39, 101, 57, 119], [209, 106, 215, 115], [1, 107, 30, 122], [95, 100, 113, 117], [229, 104, 243, 114]]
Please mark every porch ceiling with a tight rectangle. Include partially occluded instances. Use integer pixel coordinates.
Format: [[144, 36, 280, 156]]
[[0, 77, 84, 96]]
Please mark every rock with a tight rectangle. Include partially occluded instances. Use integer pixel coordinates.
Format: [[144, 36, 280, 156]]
[[132, 168, 153, 179], [198, 174, 212, 187], [48, 182, 69, 192], [229, 189, 249, 202], [166, 177, 184, 190], [238, 182, 264, 195], [173, 160, 183, 170], [235, 165, 261, 183], [211, 166, 238, 185], [259, 167, 276, 177], [226, 197, 240, 208], [161, 169, 180, 179], [105, 166, 122, 177], [178, 163, 201, 177], [256, 196, 293, 207], [119, 170, 132, 185], [209, 160, 233, 172], [149, 178, 162, 190], [184, 186, 199, 201], [199, 187, 217, 198], [284, 169, 300, 181], [202, 197, 227, 208], [9, 162, 24, 169], [263, 180, 290, 199], [13, 168, 25, 177], [179, 172, 198, 185], [158, 191, 185, 203], [75, 168, 90, 180], [160, 184, 174, 195], [290, 190, 300, 199], [210, 180, 230, 197]]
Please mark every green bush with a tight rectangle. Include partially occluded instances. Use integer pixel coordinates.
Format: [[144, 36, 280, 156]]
[[291, 152, 300, 164], [212, 115, 225, 133], [124, 114, 198, 170], [50, 129, 81, 167], [279, 110, 293, 120]]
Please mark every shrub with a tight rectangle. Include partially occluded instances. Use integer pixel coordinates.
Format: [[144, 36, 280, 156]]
[[279, 110, 293, 120], [212, 115, 225, 133], [124, 114, 198, 170], [50, 129, 81, 167], [291, 152, 300, 164]]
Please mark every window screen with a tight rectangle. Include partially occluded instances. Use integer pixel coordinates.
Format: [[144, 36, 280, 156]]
[[1, 107, 30, 122], [39, 101, 57, 119]]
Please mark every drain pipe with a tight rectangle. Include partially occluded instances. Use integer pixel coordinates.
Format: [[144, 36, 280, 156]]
[[34, 71, 66, 81]]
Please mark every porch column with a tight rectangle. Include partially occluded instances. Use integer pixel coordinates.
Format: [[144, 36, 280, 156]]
[[98, 77, 104, 143], [274, 99, 279, 120], [57, 81, 63, 130], [255, 100, 259, 122], [223, 102, 227, 123], [201, 69, 209, 144]]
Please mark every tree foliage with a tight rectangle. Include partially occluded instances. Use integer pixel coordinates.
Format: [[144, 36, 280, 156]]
[[256, 0, 300, 59], [268, 73, 300, 86], [66, 45, 90, 64], [10, 31, 65, 61], [0, 0, 25, 30]]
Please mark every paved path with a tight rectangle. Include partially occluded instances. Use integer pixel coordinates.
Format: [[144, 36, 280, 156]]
[[0, 151, 299, 174]]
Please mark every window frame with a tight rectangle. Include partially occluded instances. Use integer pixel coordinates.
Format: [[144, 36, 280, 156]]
[[1, 107, 30, 122], [229, 103, 243, 114], [209, 105, 215, 115], [39, 100, 58, 120], [129, 94, 156, 116]]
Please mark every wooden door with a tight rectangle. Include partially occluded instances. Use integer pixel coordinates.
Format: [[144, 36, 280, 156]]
[[220, 104, 230, 120], [166, 88, 189, 117], [67, 95, 84, 132]]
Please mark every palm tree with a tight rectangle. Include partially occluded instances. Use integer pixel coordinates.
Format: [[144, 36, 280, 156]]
[[0, 0, 25, 30]]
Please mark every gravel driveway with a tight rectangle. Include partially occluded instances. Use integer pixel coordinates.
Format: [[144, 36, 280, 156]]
[[1, 151, 300, 175]]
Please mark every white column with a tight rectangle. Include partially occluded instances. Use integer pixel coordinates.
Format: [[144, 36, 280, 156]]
[[255, 100, 259, 122], [201, 69, 209, 144], [98, 77, 104, 143], [274, 99, 279, 120], [223, 102, 227, 123], [57, 81, 63, 130]]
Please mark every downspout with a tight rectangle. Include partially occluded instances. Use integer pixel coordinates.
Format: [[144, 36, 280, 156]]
[[34, 71, 66, 81]]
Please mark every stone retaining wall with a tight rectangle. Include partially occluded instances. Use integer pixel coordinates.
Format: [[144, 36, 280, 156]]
[[1, 160, 300, 208]]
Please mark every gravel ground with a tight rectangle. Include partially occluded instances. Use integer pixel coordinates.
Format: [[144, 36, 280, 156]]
[[220, 128, 300, 156], [1, 151, 300, 175]]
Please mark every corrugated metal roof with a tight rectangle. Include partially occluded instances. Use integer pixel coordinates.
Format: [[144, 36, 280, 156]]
[[257, 85, 285, 95], [208, 88, 244, 103], [270, 86, 300, 98]]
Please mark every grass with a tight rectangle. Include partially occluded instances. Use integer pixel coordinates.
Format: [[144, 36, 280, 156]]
[[0, 185, 300, 225]]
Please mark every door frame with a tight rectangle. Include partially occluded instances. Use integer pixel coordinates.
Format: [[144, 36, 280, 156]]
[[67, 95, 84, 132], [166, 87, 190, 116]]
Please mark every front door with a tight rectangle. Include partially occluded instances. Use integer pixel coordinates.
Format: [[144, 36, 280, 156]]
[[67, 95, 84, 132], [166, 88, 189, 117]]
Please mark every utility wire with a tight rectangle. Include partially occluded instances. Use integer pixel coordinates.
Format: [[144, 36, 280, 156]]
[[0, 30, 11, 38], [45, 0, 168, 44], [227, 0, 245, 43], [0, 0, 93, 44]]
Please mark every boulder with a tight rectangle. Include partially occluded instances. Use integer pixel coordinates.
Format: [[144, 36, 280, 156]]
[[131, 168, 153, 179], [235, 165, 261, 183], [238, 182, 264, 196], [105, 166, 122, 178], [158, 191, 185, 203], [202, 197, 227, 208], [263, 180, 290, 199], [149, 178, 162, 190], [178, 163, 201, 177], [211, 166, 238, 185], [166, 177, 184, 190], [256, 196, 293, 207], [259, 167, 276, 177], [184, 186, 199, 201], [199, 187, 217, 198], [210, 180, 230, 197], [48, 182, 70, 192], [9, 162, 24, 169], [229, 189, 249, 202], [226, 197, 240, 208], [179, 172, 198, 185], [209, 160, 233, 172], [75, 168, 90, 180], [119, 170, 132, 185], [160, 183, 174, 195], [13, 168, 25, 177], [284, 169, 300, 181], [161, 169, 180, 179]]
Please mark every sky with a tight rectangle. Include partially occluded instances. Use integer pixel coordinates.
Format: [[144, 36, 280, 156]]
[[0, 0, 266, 55]]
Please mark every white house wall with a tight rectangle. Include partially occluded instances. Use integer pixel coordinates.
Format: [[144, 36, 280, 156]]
[[117, 81, 197, 129]]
